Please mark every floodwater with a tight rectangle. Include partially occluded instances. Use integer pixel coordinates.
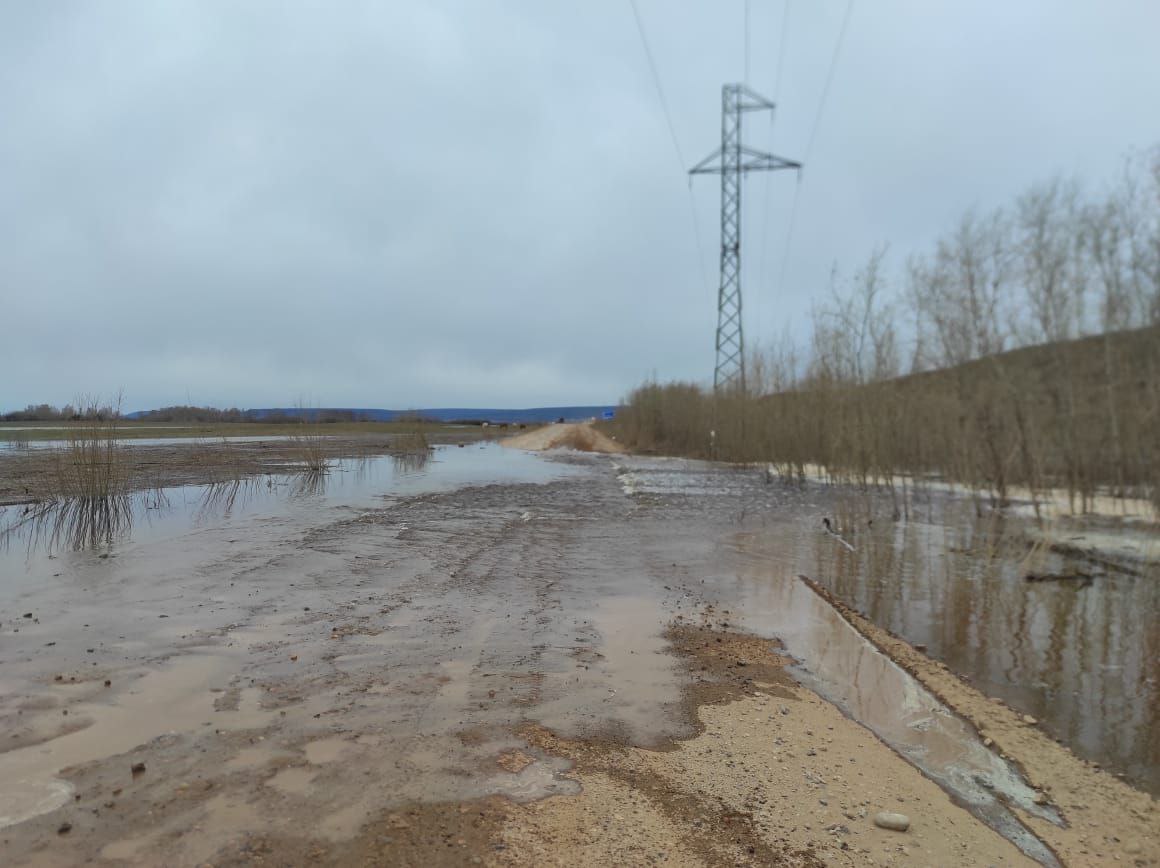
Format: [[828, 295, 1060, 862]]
[[616, 455, 1160, 795], [0, 445, 576, 560], [0, 434, 295, 452], [0, 444, 1152, 864], [802, 506, 1160, 794]]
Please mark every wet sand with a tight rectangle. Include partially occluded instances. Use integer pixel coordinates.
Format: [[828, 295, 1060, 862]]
[[0, 445, 1155, 865]]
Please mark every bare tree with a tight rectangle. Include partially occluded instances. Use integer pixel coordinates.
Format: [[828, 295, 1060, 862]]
[[1015, 176, 1085, 343], [909, 208, 1012, 367]]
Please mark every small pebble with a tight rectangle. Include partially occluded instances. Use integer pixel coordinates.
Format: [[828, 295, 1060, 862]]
[[1022, 715, 1037, 725], [873, 812, 910, 832], [58, 822, 72, 835]]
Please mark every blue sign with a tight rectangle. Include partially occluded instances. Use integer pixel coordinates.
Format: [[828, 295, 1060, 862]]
[[601, 409, 615, 420]]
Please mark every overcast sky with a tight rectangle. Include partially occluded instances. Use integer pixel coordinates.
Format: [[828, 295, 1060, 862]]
[[2, 1, 1158, 412]]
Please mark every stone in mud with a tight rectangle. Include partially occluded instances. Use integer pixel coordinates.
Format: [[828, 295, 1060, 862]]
[[1022, 714, 1038, 725], [131, 762, 146, 776], [873, 812, 910, 832]]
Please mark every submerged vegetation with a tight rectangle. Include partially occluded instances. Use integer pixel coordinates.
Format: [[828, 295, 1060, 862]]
[[615, 148, 1160, 514]]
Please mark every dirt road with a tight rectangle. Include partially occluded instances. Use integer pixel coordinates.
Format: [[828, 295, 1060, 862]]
[[0, 446, 1154, 865]]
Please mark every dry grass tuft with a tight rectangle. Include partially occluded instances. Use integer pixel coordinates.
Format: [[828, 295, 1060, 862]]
[[53, 394, 127, 500]]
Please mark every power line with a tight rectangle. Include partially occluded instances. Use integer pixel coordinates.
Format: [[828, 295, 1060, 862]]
[[626, 0, 710, 292], [759, 0, 792, 307], [773, 0, 791, 103], [628, 0, 686, 172], [744, 0, 751, 85], [804, 0, 853, 163], [775, 0, 854, 303]]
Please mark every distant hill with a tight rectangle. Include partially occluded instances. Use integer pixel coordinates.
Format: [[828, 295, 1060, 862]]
[[125, 406, 618, 424]]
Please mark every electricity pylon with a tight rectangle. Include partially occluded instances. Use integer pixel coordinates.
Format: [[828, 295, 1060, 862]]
[[690, 84, 801, 393]]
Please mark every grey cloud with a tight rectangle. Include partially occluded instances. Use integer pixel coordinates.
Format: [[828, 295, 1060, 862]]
[[2, 1, 1158, 410]]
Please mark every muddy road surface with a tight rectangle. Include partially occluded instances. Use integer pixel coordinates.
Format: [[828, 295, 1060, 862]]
[[0, 445, 1155, 865]]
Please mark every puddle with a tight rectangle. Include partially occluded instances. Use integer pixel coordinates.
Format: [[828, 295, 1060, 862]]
[[304, 737, 351, 765], [490, 757, 580, 801], [532, 594, 689, 746], [0, 653, 269, 830], [267, 767, 316, 796]]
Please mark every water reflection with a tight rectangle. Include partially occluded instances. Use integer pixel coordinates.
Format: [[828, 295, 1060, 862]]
[[0, 471, 335, 557], [0, 445, 566, 562], [392, 449, 432, 474], [785, 499, 1160, 794], [197, 477, 264, 518], [2, 496, 133, 553], [288, 470, 328, 498]]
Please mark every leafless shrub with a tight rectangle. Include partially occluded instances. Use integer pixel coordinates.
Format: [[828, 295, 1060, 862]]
[[613, 147, 1160, 516]]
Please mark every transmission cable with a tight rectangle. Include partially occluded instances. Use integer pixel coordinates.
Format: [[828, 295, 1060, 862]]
[[627, 0, 711, 293], [628, 0, 686, 171], [803, 0, 854, 163], [775, 0, 855, 300], [759, 0, 793, 315]]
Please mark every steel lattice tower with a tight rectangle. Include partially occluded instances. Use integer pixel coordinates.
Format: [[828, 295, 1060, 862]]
[[691, 84, 801, 393]]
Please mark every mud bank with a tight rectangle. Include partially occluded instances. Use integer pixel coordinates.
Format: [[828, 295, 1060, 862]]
[[0, 431, 485, 507], [0, 446, 1154, 865]]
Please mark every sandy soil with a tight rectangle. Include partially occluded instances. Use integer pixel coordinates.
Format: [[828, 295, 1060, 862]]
[[502, 423, 626, 454], [1, 446, 1154, 866], [503, 626, 1032, 867]]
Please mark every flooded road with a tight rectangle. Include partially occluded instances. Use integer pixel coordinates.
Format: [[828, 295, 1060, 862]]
[[614, 456, 1159, 794], [0, 445, 1154, 865]]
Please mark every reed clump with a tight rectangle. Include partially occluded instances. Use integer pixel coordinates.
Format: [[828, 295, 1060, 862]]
[[289, 407, 330, 473], [53, 396, 128, 500], [394, 412, 432, 454]]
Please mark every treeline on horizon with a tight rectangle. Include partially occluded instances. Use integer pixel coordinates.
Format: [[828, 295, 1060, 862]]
[[614, 146, 1160, 512], [3, 402, 123, 423], [1, 406, 413, 424]]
